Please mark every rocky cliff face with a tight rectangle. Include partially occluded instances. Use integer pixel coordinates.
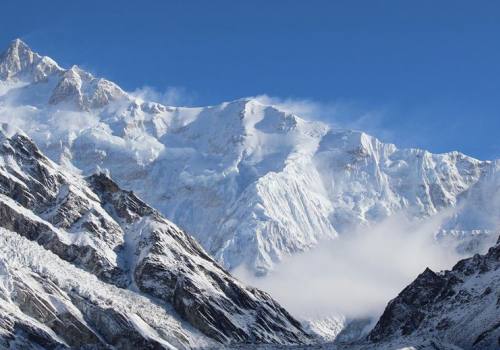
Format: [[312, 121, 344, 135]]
[[0, 126, 310, 347], [364, 236, 500, 349], [87, 173, 309, 344]]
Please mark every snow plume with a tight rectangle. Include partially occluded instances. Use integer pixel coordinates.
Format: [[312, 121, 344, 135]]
[[253, 94, 391, 140], [253, 94, 342, 122], [235, 210, 464, 322], [0, 80, 98, 136], [49, 109, 100, 133], [0, 104, 37, 132], [0, 103, 99, 138], [131, 85, 195, 106]]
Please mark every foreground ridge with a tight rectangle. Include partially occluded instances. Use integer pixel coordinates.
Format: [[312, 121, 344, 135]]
[[0, 126, 311, 347], [363, 236, 500, 349]]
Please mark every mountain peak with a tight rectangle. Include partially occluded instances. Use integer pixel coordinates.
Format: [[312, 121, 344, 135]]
[[9, 38, 31, 52], [2, 38, 33, 59], [0, 38, 63, 82], [0, 38, 39, 79]]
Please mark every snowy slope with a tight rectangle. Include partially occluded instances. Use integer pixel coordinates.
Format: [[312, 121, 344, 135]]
[[0, 126, 311, 347], [0, 227, 212, 349], [0, 39, 498, 275]]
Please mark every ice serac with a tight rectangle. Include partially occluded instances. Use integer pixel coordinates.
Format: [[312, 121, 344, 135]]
[[0, 39, 498, 276], [0, 127, 311, 346], [314, 129, 488, 228], [365, 236, 500, 349]]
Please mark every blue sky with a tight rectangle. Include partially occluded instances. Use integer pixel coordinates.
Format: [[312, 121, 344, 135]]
[[1, 0, 499, 159]]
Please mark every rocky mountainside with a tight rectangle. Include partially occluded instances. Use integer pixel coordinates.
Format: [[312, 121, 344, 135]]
[[0, 39, 498, 276], [0, 125, 310, 348], [357, 235, 500, 349]]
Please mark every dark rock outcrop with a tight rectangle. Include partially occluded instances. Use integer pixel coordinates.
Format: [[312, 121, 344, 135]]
[[88, 172, 310, 345], [367, 237, 500, 349], [0, 128, 311, 347]]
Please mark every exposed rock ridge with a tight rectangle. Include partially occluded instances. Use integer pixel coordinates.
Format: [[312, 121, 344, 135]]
[[366, 235, 500, 349], [0, 127, 311, 346]]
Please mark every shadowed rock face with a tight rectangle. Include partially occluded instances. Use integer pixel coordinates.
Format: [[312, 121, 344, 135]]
[[88, 172, 310, 344], [0, 128, 310, 347], [0, 132, 128, 285], [367, 236, 500, 349]]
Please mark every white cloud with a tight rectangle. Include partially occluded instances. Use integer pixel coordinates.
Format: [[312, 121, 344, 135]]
[[235, 211, 463, 322], [253, 94, 341, 122], [131, 86, 195, 106]]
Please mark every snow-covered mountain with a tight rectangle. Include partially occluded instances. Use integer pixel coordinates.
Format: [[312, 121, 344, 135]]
[[0, 125, 310, 348], [0, 39, 498, 277], [1, 38, 500, 349]]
